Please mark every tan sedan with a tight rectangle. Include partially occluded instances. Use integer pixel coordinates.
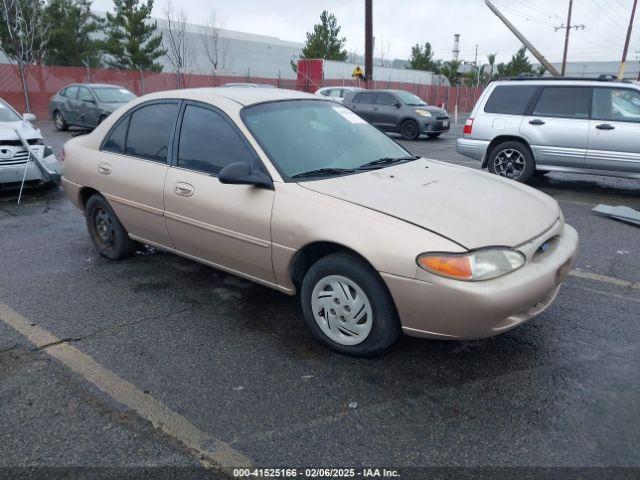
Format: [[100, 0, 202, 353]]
[[61, 88, 578, 356]]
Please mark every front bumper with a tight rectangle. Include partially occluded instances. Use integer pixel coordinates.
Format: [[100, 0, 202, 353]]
[[382, 222, 579, 340], [456, 138, 489, 161], [0, 154, 62, 185], [421, 118, 451, 133]]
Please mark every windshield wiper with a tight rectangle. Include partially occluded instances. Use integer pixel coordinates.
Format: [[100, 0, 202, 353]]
[[357, 155, 419, 170], [291, 167, 357, 179]]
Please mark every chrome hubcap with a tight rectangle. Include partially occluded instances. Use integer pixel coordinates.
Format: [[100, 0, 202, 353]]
[[311, 275, 373, 346], [494, 149, 526, 179], [55, 113, 63, 129]]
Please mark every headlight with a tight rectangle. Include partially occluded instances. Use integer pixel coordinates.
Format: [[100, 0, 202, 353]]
[[417, 248, 526, 281], [414, 109, 432, 117]]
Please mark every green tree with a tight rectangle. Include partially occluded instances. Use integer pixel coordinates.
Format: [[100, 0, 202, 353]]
[[45, 0, 103, 66], [301, 10, 347, 61], [407, 42, 440, 72], [104, 0, 165, 71], [486, 52, 497, 81], [440, 60, 461, 85], [496, 47, 535, 78]]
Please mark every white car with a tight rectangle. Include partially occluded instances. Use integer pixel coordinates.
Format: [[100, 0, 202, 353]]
[[0, 98, 62, 186], [315, 86, 364, 103]]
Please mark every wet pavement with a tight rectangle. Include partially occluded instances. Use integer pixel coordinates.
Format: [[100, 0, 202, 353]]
[[0, 121, 638, 475]]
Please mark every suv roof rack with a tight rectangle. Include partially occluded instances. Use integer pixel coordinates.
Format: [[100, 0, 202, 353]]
[[504, 75, 631, 83]]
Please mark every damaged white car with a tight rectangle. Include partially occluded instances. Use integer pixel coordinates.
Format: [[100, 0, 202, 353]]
[[0, 98, 62, 187]]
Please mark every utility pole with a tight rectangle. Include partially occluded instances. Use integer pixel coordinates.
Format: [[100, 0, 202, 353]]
[[618, 0, 638, 79], [555, 0, 586, 76], [485, 0, 560, 76], [474, 44, 480, 88], [365, 0, 373, 86]]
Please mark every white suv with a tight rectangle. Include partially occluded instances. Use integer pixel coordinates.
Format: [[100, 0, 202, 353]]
[[456, 78, 640, 182]]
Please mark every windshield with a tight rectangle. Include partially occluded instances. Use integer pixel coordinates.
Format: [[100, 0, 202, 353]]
[[242, 100, 411, 179], [93, 87, 137, 103], [395, 91, 427, 106], [0, 99, 23, 122]]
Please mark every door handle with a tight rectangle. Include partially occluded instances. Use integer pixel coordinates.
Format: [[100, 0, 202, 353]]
[[596, 123, 615, 130], [173, 182, 194, 197], [97, 162, 111, 175], [529, 119, 545, 125]]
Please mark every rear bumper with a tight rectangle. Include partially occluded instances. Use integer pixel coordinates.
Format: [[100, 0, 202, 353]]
[[382, 224, 579, 340], [456, 138, 489, 161]]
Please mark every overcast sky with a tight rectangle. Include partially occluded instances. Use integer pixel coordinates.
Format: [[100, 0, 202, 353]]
[[92, 0, 640, 65]]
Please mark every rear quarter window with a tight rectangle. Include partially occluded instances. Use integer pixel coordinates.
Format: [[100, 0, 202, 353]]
[[484, 85, 538, 115]]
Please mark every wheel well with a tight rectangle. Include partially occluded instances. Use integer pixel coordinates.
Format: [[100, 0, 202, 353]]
[[487, 135, 535, 161], [79, 187, 100, 210], [290, 242, 373, 290]]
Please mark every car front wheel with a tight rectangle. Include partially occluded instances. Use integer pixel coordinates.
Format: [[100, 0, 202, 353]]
[[85, 194, 138, 260], [400, 119, 420, 140], [300, 253, 401, 357], [487, 141, 535, 183]]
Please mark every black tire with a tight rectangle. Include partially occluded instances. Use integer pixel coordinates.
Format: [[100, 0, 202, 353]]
[[487, 140, 535, 183], [426, 133, 441, 139], [300, 252, 401, 357], [400, 119, 420, 140], [53, 110, 68, 131], [85, 194, 138, 260]]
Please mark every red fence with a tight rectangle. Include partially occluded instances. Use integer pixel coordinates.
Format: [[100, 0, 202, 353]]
[[0, 64, 482, 119]]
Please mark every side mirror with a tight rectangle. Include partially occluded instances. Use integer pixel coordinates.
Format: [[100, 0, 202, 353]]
[[394, 102, 401, 108], [23, 113, 36, 122], [218, 161, 273, 189]]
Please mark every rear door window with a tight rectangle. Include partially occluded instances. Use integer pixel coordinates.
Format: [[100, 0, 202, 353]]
[[354, 93, 377, 104], [102, 116, 129, 154], [484, 85, 538, 115], [78, 87, 93, 102], [65, 86, 79, 99], [125, 103, 179, 163], [532, 87, 590, 119]]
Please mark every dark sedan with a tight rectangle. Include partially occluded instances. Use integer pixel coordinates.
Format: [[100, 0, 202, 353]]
[[345, 89, 450, 140], [49, 83, 137, 131]]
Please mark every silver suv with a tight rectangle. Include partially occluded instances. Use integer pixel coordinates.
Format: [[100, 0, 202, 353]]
[[456, 78, 640, 182]]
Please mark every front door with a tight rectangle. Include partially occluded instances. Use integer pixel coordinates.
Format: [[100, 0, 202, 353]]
[[519, 86, 590, 168], [163, 102, 275, 283], [93, 101, 180, 248], [586, 87, 640, 174]]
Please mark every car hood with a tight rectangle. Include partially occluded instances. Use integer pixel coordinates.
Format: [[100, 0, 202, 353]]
[[0, 120, 42, 142], [300, 159, 560, 249]]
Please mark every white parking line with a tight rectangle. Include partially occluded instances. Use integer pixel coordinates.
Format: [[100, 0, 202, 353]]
[[0, 303, 252, 471], [569, 270, 640, 290]]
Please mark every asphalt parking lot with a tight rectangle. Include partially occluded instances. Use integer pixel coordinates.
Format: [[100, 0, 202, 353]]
[[1, 121, 639, 477]]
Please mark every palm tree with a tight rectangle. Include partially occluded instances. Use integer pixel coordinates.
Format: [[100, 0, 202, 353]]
[[487, 53, 497, 82]]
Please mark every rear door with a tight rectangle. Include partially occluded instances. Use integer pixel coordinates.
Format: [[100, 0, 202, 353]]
[[586, 87, 640, 174], [349, 92, 378, 122], [520, 86, 590, 168], [77, 86, 99, 127], [61, 85, 79, 124], [93, 100, 179, 247], [372, 92, 400, 130]]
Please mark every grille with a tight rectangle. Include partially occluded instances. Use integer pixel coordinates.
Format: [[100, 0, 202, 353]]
[[0, 149, 29, 166]]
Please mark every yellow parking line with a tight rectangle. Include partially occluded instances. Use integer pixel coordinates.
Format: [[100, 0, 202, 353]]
[[0, 303, 252, 471], [569, 270, 640, 290]]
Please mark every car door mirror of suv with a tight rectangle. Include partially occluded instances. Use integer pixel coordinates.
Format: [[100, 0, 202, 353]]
[[394, 102, 401, 108], [218, 161, 273, 189]]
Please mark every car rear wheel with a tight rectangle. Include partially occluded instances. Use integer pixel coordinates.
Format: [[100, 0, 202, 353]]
[[53, 111, 68, 131], [487, 141, 535, 183], [400, 120, 420, 140], [300, 253, 401, 357], [85, 194, 138, 260]]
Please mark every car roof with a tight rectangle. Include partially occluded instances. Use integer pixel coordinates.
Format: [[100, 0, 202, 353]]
[[139, 87, 317, 107], [64, 83, 127, 89], [491, 78, 638, 88]]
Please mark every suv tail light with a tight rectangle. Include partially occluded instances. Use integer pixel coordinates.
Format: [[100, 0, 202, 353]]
[[463, 118, 474, 135]]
